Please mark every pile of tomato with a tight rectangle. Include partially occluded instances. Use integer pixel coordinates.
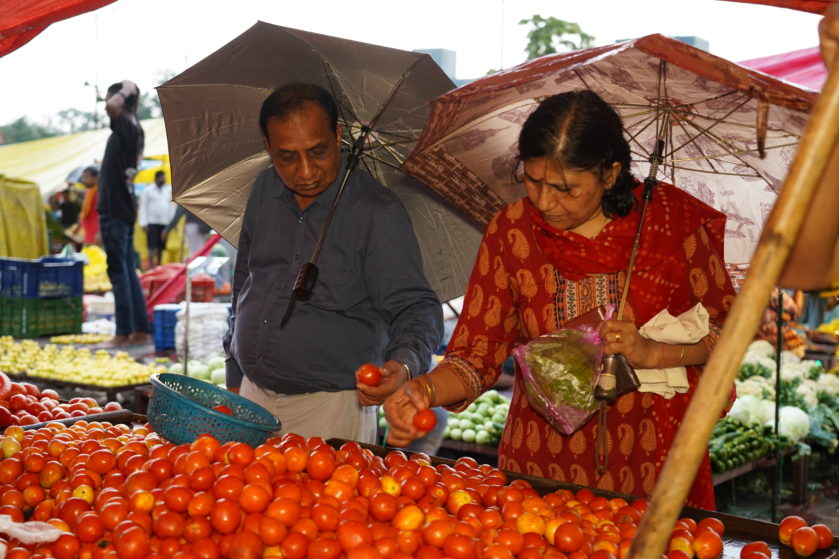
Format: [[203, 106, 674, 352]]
[[0, 372, 122, 428], [0, 419, 833, 559]]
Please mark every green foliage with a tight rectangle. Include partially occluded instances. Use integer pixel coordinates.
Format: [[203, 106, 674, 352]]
[[520, 15, 594, 60], [0, 117, 58, 144], [738, 361, 773, 381], [779, 378, 807, 409]]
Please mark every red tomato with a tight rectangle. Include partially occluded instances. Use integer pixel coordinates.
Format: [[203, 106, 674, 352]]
[[356, 363, 382, 386], [211, 498, 243, 534], [791, 527, 819, 557], [307, 449, 337, 481], [413, 408, 437, 431], [740, 541, 771, 559], [51, 533, 81, 559], [693, 529, 723, 559], [697, 517, 725, 537], [213, 405, 234, 415], [779, 516, 808, 546], [230, 530, 264, 559], [113, 525, 150, 559], [811, 524, 834, 550]]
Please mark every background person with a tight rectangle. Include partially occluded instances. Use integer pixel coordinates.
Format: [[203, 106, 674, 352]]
[[383, 90, 737, 510], [97, 79, 151, 348], [223, 83, 443, 444], [79, 166, 101, 245], [139, 170, 174, 268]]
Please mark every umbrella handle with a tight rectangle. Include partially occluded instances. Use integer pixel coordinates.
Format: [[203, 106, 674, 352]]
[[628, 58, 839, 559]]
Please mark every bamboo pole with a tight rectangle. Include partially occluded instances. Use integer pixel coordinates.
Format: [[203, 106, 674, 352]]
[[629, 61, 839, 559]]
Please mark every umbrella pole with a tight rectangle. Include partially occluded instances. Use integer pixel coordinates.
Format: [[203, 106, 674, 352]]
[[629, 61, 839, 559]]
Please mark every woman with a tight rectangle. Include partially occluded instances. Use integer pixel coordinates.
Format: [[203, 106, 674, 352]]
[[383, 90, 736, 509]]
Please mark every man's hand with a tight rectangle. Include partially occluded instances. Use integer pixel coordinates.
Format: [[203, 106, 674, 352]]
[[356, 360, 409, 406]]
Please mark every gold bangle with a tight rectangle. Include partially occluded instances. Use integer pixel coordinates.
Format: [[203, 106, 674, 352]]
[[417, 375, 436, 407]]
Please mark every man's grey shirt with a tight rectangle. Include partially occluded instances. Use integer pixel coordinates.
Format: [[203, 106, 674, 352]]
[[224, 161, 443, 394]]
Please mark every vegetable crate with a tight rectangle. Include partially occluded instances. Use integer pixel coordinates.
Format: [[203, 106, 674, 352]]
[[0, 257, 84, 298], [0, 296, 83, 338], [152, 304, 180, 351]]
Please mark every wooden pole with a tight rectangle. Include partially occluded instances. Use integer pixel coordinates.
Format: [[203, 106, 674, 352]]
[[629, 61, 839, 559]]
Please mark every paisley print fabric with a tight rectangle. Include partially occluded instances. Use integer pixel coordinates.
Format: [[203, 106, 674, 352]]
[[440, 182, 736, 510]]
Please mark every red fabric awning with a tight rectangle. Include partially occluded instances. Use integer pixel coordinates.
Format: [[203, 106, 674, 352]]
[[740, 46, 826, 90], [720, 0, 830, 14], [0, 0, 116, 58]]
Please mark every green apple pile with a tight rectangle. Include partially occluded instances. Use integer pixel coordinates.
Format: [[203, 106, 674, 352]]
[[168, 355, 227, 387], [444, 389, 510, 446], [0, 337, 166, 387]]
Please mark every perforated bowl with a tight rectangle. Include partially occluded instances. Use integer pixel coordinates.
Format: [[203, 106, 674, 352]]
[[147, 373, 281, 446]]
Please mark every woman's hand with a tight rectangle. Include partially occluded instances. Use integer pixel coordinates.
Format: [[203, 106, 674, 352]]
[[381, 377, 433, 447], [599, 319, 660, 369]]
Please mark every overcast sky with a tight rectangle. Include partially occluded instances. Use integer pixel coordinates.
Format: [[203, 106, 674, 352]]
[[0, 0, 824, 125]]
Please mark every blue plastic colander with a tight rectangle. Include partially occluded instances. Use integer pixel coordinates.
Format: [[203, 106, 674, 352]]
[[147, 373, 281, 446]]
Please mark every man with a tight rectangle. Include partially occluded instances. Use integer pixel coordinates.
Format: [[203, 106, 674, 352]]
[[79, 166, 101, 245], [223, 83, 443, 443], [97, 80, 151, 348], [139, 170, 174, 268]]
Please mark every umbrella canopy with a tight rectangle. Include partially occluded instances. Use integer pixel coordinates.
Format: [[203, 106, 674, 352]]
[[402, 34, 817, 267], [721, 0, 830, 13], [157, 22, 482, 303]]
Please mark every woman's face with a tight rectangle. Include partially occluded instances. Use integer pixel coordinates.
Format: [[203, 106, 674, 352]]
[[522, 157, 620, 232]]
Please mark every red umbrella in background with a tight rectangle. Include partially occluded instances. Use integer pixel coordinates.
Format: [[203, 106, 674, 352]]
[[741, 47, 826, 90], [0, 0, 116, 57], [721, 0, 830, 13]]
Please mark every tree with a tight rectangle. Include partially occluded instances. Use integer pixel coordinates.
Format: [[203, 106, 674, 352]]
[[0, 117, 57, 144], [520, 15, 594, 60], [51, 108, 99, 134]]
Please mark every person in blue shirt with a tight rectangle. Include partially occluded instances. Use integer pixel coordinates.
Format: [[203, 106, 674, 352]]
[[223, 83, 443, 443]]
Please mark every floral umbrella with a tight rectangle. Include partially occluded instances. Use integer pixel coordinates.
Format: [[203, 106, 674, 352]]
[[402, 34, 817, 268]]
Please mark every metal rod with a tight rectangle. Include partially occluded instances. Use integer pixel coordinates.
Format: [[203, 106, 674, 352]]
[[772, 289, 783, 522]]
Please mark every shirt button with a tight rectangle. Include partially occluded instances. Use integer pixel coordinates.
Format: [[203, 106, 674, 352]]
[[297, 216, 304, 223], [293, 254, 299, 260], [258, 355, 264, 361], [263, 319, 268, 324]]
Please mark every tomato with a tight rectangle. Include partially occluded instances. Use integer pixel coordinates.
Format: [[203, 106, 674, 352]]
[[553, 522, 585, 553], [188, 490, 215, 517], [791, 526, 819, 557], [693, 528, 723, 559], [696, 517, 725, 537], [227, 442, 255, 466], [183, 515, 213, 543], [213, 474, 245, 500], [0, 372, 11, 400], [259, 515, 288, 546], [307, 449, 337, 481], [811, 524, 834, 550], [189, 466, 216, 491], [214, 405, 234, 415], [280, 531, 311, 559], [779, 516, 808, 546], [192, 538, 221, 559], [338, 520, 373, 551], [356, 363, 382, 386], [52, 533, 81, 559], [211, 498, 242, 534], [740, 541, 771, 559], [310, 502, 339, 531], [265, 497, 301, 526], [229, 530, 263, 559], [154, 510, 185, 539], [113, 525, 151, 559], [412, 408, 437, 431], [239, 483, 271, 514]]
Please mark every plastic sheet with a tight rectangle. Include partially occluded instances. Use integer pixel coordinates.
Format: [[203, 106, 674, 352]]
[[0, 176, 48, 258]]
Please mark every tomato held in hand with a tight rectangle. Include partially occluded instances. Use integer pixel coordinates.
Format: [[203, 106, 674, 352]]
[[213, 405, 234, 415], [356, 364, 382, 387], [412, 408, 437, 431]]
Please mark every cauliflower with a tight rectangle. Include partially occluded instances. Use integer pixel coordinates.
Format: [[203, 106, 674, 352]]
[[745, 340, 776, 360], [795, 379, 819, 409], [818, 373, 839, 397], [727, 395, 761, 425], [765, 406, 810, 444], [735, 376, 775, 400]]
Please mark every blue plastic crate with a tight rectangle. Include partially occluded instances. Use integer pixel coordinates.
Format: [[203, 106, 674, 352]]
[[0, 257, 84, 298], [153, 304, 181, 351]]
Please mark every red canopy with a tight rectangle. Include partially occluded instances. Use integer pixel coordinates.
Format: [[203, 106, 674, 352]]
[[0, 0, 116, 58], [740, 46, 826, 90], [721, 0, 830, 14]]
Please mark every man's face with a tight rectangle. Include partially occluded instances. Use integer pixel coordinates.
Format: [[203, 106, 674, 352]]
[[263, 102, 342, 209], [155, 174, 166, 186], [80, 171, 96, 188]]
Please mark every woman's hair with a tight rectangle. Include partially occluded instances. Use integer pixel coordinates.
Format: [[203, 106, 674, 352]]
[[259, 83, 339, 141], [517, 90, 636, 218]]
